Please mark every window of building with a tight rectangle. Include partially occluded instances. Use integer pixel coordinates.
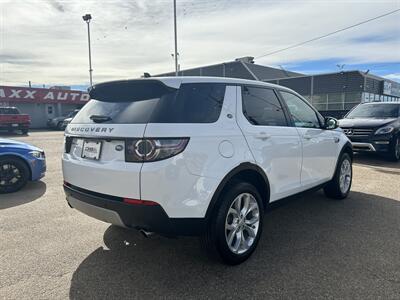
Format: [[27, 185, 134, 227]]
[[241, 86, 287, 126], [327, 93, 344, 110], [311, 94, 328, 111]]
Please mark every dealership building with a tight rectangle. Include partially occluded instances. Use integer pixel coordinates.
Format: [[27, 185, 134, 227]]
[[0, 85, 89, 128], [157, 57, 400, 118]]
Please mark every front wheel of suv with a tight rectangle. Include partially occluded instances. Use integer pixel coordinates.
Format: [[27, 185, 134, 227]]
[[388, 135, 400, 162], [324, 152, 352, 200], [202, 181, 264, 265]]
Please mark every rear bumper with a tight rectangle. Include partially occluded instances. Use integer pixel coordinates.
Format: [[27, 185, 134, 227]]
[[64, 183, 205, 237]]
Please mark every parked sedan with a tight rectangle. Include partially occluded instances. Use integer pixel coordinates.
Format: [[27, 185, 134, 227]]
[[61, 117, 73, 130], [0, 138, 46, 193], [47, 109, 80, 130]]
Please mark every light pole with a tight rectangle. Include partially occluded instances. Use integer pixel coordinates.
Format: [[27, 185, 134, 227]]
[[82, 14, 93, 87], [173, 0, 178, 76]]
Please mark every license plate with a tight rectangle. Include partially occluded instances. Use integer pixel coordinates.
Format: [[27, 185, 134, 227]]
[[12, 124, 18, 127], [81, 140, 102, 160]]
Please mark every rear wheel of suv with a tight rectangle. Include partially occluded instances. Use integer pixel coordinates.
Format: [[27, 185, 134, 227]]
[[324, 153, 352, 199], [0, 157, 30, 194], [202, 181, 264, 265], [388, 135, 400, 162]]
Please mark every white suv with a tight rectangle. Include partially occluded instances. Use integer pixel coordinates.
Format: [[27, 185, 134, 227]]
[[62, 77, 353, 264]]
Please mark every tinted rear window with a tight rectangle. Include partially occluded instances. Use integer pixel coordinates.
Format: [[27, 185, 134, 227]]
[[72, 82, 226, 124]]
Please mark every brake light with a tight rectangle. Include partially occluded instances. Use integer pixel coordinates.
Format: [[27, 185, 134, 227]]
[[65, 136, 73, 153], [125, 138, 189, 162], [123, 198, 159, 206]]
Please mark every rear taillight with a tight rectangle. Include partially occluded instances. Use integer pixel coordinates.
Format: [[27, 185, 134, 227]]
[[65, 136, 73, 153], [125, 138, 189, 162]]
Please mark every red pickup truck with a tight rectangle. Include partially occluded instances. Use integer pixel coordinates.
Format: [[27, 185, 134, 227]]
[[0, 107, 31, 134]]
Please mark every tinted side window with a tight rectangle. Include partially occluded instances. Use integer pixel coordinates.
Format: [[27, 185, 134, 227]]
[[280, 91, 320, 128], [242, 86, 287, 126]]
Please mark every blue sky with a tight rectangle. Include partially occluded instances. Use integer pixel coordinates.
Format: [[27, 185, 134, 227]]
[[1, 0, 399, 90]]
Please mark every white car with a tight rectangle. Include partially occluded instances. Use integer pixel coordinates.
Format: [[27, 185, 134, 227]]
[[62, 77, 353, 264]]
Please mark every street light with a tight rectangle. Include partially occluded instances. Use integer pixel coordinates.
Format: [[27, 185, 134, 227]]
[[173, 0, 178, 76], [82, 13, 93, 87]]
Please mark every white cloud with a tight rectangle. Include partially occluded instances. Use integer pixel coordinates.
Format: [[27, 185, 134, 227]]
[[0, 0, 399, 86], [384, 73, 400, 80]]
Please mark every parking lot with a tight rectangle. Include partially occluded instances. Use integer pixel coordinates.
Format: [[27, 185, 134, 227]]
[[1, 130, 399, 299]]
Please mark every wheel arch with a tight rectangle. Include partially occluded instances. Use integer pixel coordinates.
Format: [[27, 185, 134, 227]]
[[341, 141, 353, 159], [330, 141, 353, 181], [205, 162, 270, 221], [0, 153, 33, 180]]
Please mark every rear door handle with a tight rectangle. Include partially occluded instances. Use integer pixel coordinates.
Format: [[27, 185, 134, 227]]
[[255, 132, 271, 140], [303, 135, 312, 140]]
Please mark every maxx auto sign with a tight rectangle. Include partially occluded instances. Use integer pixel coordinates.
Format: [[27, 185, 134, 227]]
[[0, 86, 89, 104]]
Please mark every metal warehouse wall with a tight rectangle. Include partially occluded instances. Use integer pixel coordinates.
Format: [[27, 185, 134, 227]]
[[15, 103, 47, 128], [268, 71, 365, 95], [365, 77, 382, 94], [313, 71, 364, 94], [278, 77, 312, 95]]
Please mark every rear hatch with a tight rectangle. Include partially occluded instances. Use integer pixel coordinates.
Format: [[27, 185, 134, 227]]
[[62, 79, 178, 199]]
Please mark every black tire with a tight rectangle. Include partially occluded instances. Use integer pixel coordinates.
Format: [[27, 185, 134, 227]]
[[0, 157, 30, 194], [56, 122, 63, 131], [21, 129, 28, 135], [324, 152, 352, 199], [201, 181, 264, 265], [387, 135, 400, 162]]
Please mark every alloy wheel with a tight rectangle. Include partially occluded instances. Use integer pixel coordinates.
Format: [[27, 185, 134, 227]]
[[225, 193, 260, 254], [339, 158, 351, 194], [0, 163, 22, 187]]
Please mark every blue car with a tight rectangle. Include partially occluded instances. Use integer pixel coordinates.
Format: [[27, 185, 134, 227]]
[[0, 138, 46, 193]]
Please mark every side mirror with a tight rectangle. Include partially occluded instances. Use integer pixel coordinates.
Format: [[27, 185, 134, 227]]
[[324, 117, 338, 130]]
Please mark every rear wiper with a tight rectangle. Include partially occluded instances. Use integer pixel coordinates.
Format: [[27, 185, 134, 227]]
[[90, 115, 112, 123]]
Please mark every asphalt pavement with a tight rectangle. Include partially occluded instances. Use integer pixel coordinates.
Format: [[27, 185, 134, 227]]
[[0, 131, 399, 299]]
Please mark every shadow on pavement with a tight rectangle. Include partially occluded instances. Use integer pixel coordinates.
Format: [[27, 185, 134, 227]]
[[353, 152, 399, 169], [0, 181, 46, 209], [69, 191, 400, 299], [0, 132, 29, 138]]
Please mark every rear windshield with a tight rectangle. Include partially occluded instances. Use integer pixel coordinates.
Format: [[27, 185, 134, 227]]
[[72, 81, 226, 124], [0, 107, 20, 114], [346, 103, 400, 119]]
